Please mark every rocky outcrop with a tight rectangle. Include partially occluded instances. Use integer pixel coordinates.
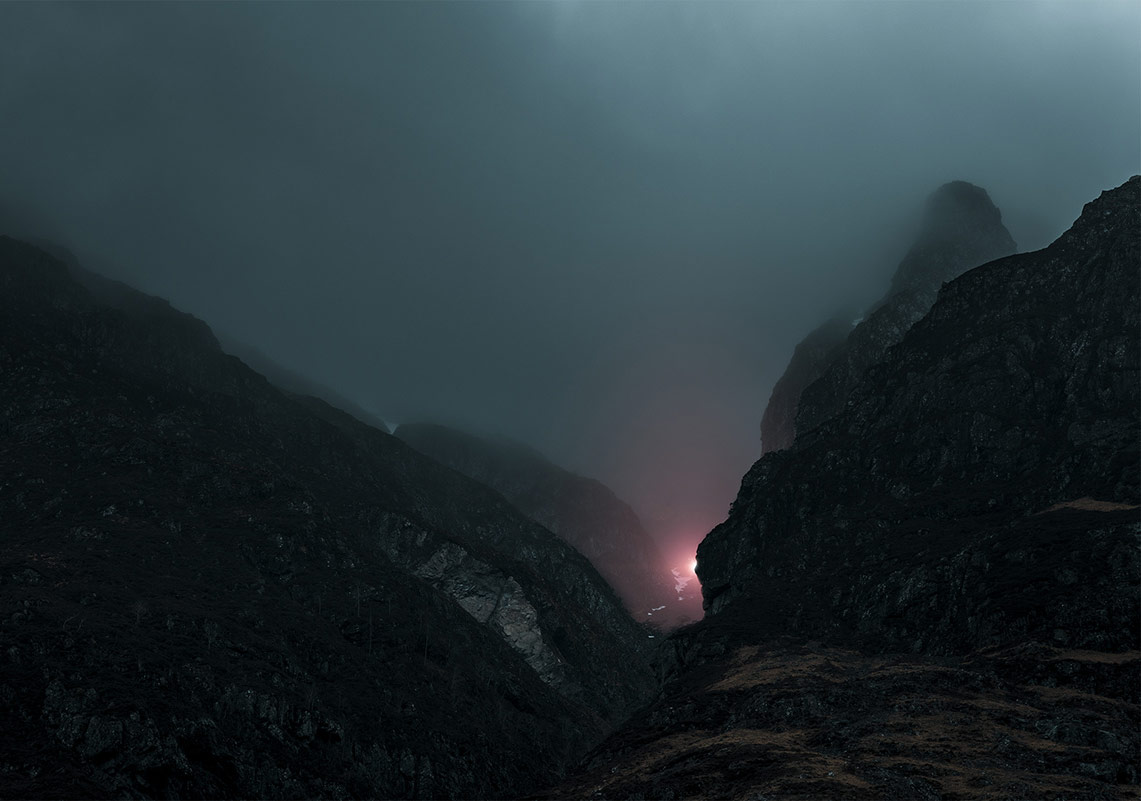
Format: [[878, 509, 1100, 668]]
[[761, 181, 1017, 452], [698, 176, 1139, 653], [796, 181, 1018, 438], [394, 424, 680, 623], [0, 237, 656, 798], [760, 313, 853, 454], [543, 177, 1140, 801]]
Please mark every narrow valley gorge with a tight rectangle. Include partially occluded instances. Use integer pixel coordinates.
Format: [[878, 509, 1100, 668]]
[[1, 176, 1136, 799]]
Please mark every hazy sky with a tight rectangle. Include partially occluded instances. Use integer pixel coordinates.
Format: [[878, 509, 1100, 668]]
[[2, 1, 1138, 548]]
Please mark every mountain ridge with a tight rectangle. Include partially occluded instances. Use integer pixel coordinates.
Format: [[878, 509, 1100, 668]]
[[0, 235, 656, 798], [762, 180, 1018, 453], [544, 175, 1140, 801], [700, 176, 1139, 639], [393, 422, 685, 625]]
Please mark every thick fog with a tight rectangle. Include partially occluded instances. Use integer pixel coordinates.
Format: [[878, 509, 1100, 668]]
[[2, 2, 1138, 551]]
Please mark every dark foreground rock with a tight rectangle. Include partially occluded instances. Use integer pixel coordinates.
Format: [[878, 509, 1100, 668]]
[[541, 621, 1140, 800], [0, 237, 656, 798]]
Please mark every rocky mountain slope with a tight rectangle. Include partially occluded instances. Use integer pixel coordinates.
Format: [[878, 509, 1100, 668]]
[[761, 181, 1017, 453], [394, 423, 679, 623], [759, 313, 853, 454], [216, 335, 393, 435], [701, 176, 1138, 641], [545, 177, 1139, 800], [0, 237, 655, 798], [546, 625, 1139, 800]]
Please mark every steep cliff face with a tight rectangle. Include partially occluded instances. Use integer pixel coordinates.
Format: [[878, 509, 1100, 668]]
[[796, 181, 1018, 439], [544, 177, 1140, 801], [698, 176, 1139, 652], [760, 313, 853, 454], [393, 424, 679, 622], [761, 182, 1017, 453], [0, 237, 655, 798]]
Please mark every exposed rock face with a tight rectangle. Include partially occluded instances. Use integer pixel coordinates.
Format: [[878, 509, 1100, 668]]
[[0, 237, 655, 798], [890, 180, 1016, 295], [544, 177, 1140, 801], [761, 181, 1017, 453], [796, 181, 1018, 438], [394, 423, 679, 622], [760, 313, 853, 454], [698, 176, 1139, 652]]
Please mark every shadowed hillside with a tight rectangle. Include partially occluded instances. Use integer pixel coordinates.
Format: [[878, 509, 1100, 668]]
[[395, 423, 683, 625], [0, 237, 656, 798]]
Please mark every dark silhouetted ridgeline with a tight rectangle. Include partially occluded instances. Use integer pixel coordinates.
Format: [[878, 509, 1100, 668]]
[[0, 236, 655, 799]]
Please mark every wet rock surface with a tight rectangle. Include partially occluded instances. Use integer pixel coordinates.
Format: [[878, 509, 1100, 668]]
[[0, 237, 655, 798]]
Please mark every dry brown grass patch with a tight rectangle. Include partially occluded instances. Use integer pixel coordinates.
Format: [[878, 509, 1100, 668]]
[[709, 647, 864, 692], [1049, 648, 1141, 664], [1037, 496, 1140, 514]]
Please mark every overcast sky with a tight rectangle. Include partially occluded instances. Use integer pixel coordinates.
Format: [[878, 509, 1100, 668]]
[[2, 1, 1138, 549]]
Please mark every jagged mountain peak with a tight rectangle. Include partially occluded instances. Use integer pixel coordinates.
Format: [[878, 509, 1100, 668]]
[[702, 175, 1139, 628], [890, 180, 1016, 295], [761, 182, 1018, 452], [922, 180, 1004, 235]]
